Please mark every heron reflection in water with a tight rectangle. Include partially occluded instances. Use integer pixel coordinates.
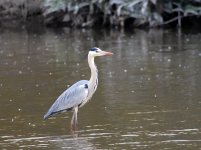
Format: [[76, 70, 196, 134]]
[[44, 47, 113, 131]]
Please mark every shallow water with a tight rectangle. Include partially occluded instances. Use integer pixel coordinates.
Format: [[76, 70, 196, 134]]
[[0, 28, 201, 149]]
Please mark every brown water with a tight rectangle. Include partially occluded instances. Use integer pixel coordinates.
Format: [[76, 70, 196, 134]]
[[0, 28, 201, 149]]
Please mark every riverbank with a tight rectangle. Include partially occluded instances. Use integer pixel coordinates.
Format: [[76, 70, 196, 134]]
[[1, 0, 201, 29]]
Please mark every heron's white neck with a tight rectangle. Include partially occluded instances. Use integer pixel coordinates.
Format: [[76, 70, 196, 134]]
[[88, 54, 98, 97]]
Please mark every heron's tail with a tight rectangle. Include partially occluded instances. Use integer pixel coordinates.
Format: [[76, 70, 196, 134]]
[[43, 105, 57, 120], [43, 110, 64, 120], [43, 112, 51, 120]]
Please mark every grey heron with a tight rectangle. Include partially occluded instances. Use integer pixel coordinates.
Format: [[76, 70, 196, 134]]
[[44, 47, 113, 131]]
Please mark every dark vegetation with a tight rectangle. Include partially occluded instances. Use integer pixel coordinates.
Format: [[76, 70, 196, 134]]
[[1, 0, 201, 28]]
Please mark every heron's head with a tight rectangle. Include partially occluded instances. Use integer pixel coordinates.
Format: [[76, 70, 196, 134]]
[[89, 47, 113, 57]]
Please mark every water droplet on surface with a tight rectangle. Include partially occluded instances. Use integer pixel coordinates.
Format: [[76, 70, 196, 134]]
[[124, 69, 127, 73], [19, 70, 22, 74], [168, 46, 172, 50], [0, 50, 4, 54], [7, 53, 14, 57], [109, 72, 112, 77]]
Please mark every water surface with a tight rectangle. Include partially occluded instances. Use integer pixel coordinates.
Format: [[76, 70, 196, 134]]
[[0, 28, 201, 149]]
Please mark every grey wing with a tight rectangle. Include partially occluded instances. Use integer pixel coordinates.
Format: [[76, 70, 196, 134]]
[[44, 80, 88, 119]]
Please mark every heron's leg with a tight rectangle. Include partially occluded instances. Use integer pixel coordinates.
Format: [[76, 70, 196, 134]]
[[70, 107, 78, 131]]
